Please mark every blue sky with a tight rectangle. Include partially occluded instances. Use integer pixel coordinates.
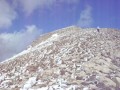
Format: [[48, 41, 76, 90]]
[[1, 0, 120, 33], [0, 0, 119, 61]]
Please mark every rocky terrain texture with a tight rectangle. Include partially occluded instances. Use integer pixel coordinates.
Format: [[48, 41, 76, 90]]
[[0, 26, 120, 90]]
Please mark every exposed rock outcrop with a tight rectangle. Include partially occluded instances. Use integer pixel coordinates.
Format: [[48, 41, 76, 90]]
[[0, 26, 120, 90]]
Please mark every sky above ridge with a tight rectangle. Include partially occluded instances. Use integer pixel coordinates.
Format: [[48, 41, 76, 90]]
[[0, 0, 119, 61]]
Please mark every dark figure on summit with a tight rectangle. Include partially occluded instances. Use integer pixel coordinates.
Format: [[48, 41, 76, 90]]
[[97, 26, 100, 32]]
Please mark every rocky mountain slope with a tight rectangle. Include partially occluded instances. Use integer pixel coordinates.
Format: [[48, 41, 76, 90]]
[[0, 26, 120, 90]]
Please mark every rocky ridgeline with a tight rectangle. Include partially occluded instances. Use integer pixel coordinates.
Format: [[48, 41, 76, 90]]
[[0, 26, 120, 90]]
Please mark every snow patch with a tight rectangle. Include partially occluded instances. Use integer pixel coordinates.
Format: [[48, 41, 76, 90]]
[[83, 87, 89, 90], [0, 74, 6, 81], [50, 34, 59, 40], [21, 77, 37, 90], [2, 33, 59, 63], [1, 50, 29, 63]]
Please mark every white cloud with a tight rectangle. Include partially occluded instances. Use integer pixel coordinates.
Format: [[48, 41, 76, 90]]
[[15, 0, 79, 15], [0, 25, 42, 61], [77, 5, 93, 28], [60, 0, 79, 3], [0, 0, 16, 29], [17, 0, 56, 15]]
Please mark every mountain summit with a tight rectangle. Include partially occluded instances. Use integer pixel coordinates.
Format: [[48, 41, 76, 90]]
[[0, 26, 120, 90]]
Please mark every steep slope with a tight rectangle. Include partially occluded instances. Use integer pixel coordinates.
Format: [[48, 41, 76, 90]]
[[0, 26, 120, 90]]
